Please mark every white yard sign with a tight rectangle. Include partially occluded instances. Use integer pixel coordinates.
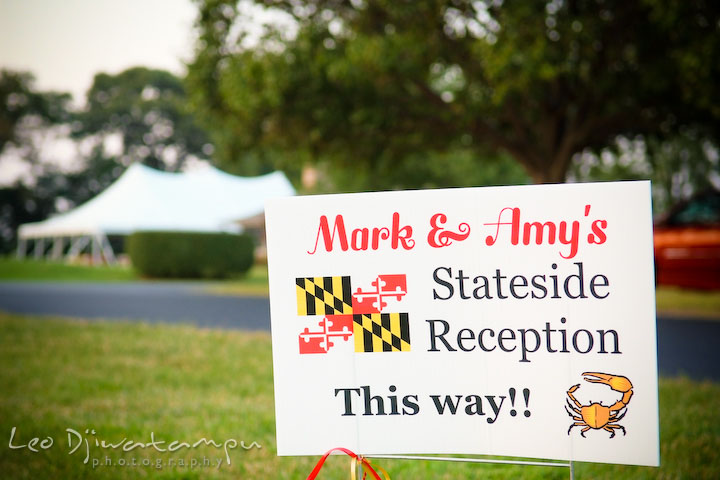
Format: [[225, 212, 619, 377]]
[[265, 181, 659, 466]]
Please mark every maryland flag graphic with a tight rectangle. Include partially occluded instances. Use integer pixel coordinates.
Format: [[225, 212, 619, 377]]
[[296, 274, 410, 354], [295, 276, 353, 316], [353, 312, 410, 353]]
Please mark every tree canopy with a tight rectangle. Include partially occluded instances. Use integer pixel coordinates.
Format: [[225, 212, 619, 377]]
[[0, 69, 70, 155], [186, 0, 720, 185], [0, 70, 72, 253], [73, 67, 212, 172]]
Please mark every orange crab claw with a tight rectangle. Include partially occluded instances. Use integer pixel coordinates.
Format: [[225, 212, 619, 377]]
[[582, 372, 633, 393]]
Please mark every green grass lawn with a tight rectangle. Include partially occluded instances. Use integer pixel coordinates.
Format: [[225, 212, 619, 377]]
[[655, 286, 720, 320], [0, 258, 139, 282], [1, 313, 718, 479], [202, 264, 271, 297], [0, 258, 270, 295]]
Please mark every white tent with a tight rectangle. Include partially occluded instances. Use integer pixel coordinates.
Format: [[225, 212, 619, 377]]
[[17, 163, 296, 263]]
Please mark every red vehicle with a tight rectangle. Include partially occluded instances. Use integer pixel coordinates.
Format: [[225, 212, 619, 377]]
[[653, 188, 720, 290]]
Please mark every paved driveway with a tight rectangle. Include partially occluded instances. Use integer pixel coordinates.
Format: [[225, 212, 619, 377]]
[[0, 282, 717, 381], [0, 282, 270, 330]]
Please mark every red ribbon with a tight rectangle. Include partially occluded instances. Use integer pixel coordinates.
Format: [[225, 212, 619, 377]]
[[306, 447, 388, 480]]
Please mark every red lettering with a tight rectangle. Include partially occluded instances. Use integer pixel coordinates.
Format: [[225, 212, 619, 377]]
[[307, 215, 348, 254], [558, 221, 580, 259], [588, 219, 608, 244], [522, 222, 557, 245], [484, 207, 520, 246], [307, 213, 414, 254], [391, 212, 415, 250], [428, 213, 471, 248], [351, 228, 369, 251], [371, 227, 390, 249], [484, 205, 602, 259]]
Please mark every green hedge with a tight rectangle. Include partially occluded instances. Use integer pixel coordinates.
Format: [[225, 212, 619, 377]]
[[127, 231, 255, 279]]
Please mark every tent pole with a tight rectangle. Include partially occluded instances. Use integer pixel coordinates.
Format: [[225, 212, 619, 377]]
[[67, 236, 90, 261], [16, 238, 26, 259], [34, 238, 45, 260], [91, 235, 101, 265], [99, 233, 116, 265], [52, 237, 64, 261]]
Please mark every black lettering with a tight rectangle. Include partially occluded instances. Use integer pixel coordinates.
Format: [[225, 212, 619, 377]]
[[402, 395, 420, 415], [559, 317, 570, 352], [433, 267, 454, 300], [485, 395, 505, 424], [497, 328, 516, 352], [590, 274, 610, 299], [597, 329, 621, 354], [518, 328, 540, 362], [531, 275, 547, 299], [493, 269, 508, 299], [464, 395, 485, 416], [472, 275, 493, 299], [430, 395, 463, 415], [455, 269, 471, 299], [426, 320, 456, 352], [550, 263, 561, 298], [457, 328, 476, 352], [510, 275, 528, 299], [334, 388, 361, 416], [564, 262, 588, 299], [361, 385, 386, 416], [388, 385, 400, 415], [478, 328, 496, 352], [543, 322, 557, 353], [572, 329, 594, 354]]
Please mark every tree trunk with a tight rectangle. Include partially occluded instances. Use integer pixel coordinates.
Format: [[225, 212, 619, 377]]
[[523, 151, 573, 184]]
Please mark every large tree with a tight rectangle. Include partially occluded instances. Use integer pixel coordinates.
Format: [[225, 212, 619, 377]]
[[0, 70, 72, 253], [0, 69, 70, 155], [186, 0, 719, 185], [73, 67, 212, 172]]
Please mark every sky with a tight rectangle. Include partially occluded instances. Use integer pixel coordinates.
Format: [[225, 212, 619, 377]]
[[0, 0, 198, 104], [0, 0, 199, 184]]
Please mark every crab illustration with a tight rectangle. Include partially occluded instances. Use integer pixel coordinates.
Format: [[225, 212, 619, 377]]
[[566, 372, 633, 438]]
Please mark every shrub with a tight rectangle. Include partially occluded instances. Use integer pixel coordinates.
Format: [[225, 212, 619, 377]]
[[127, 231, 255, 279]]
